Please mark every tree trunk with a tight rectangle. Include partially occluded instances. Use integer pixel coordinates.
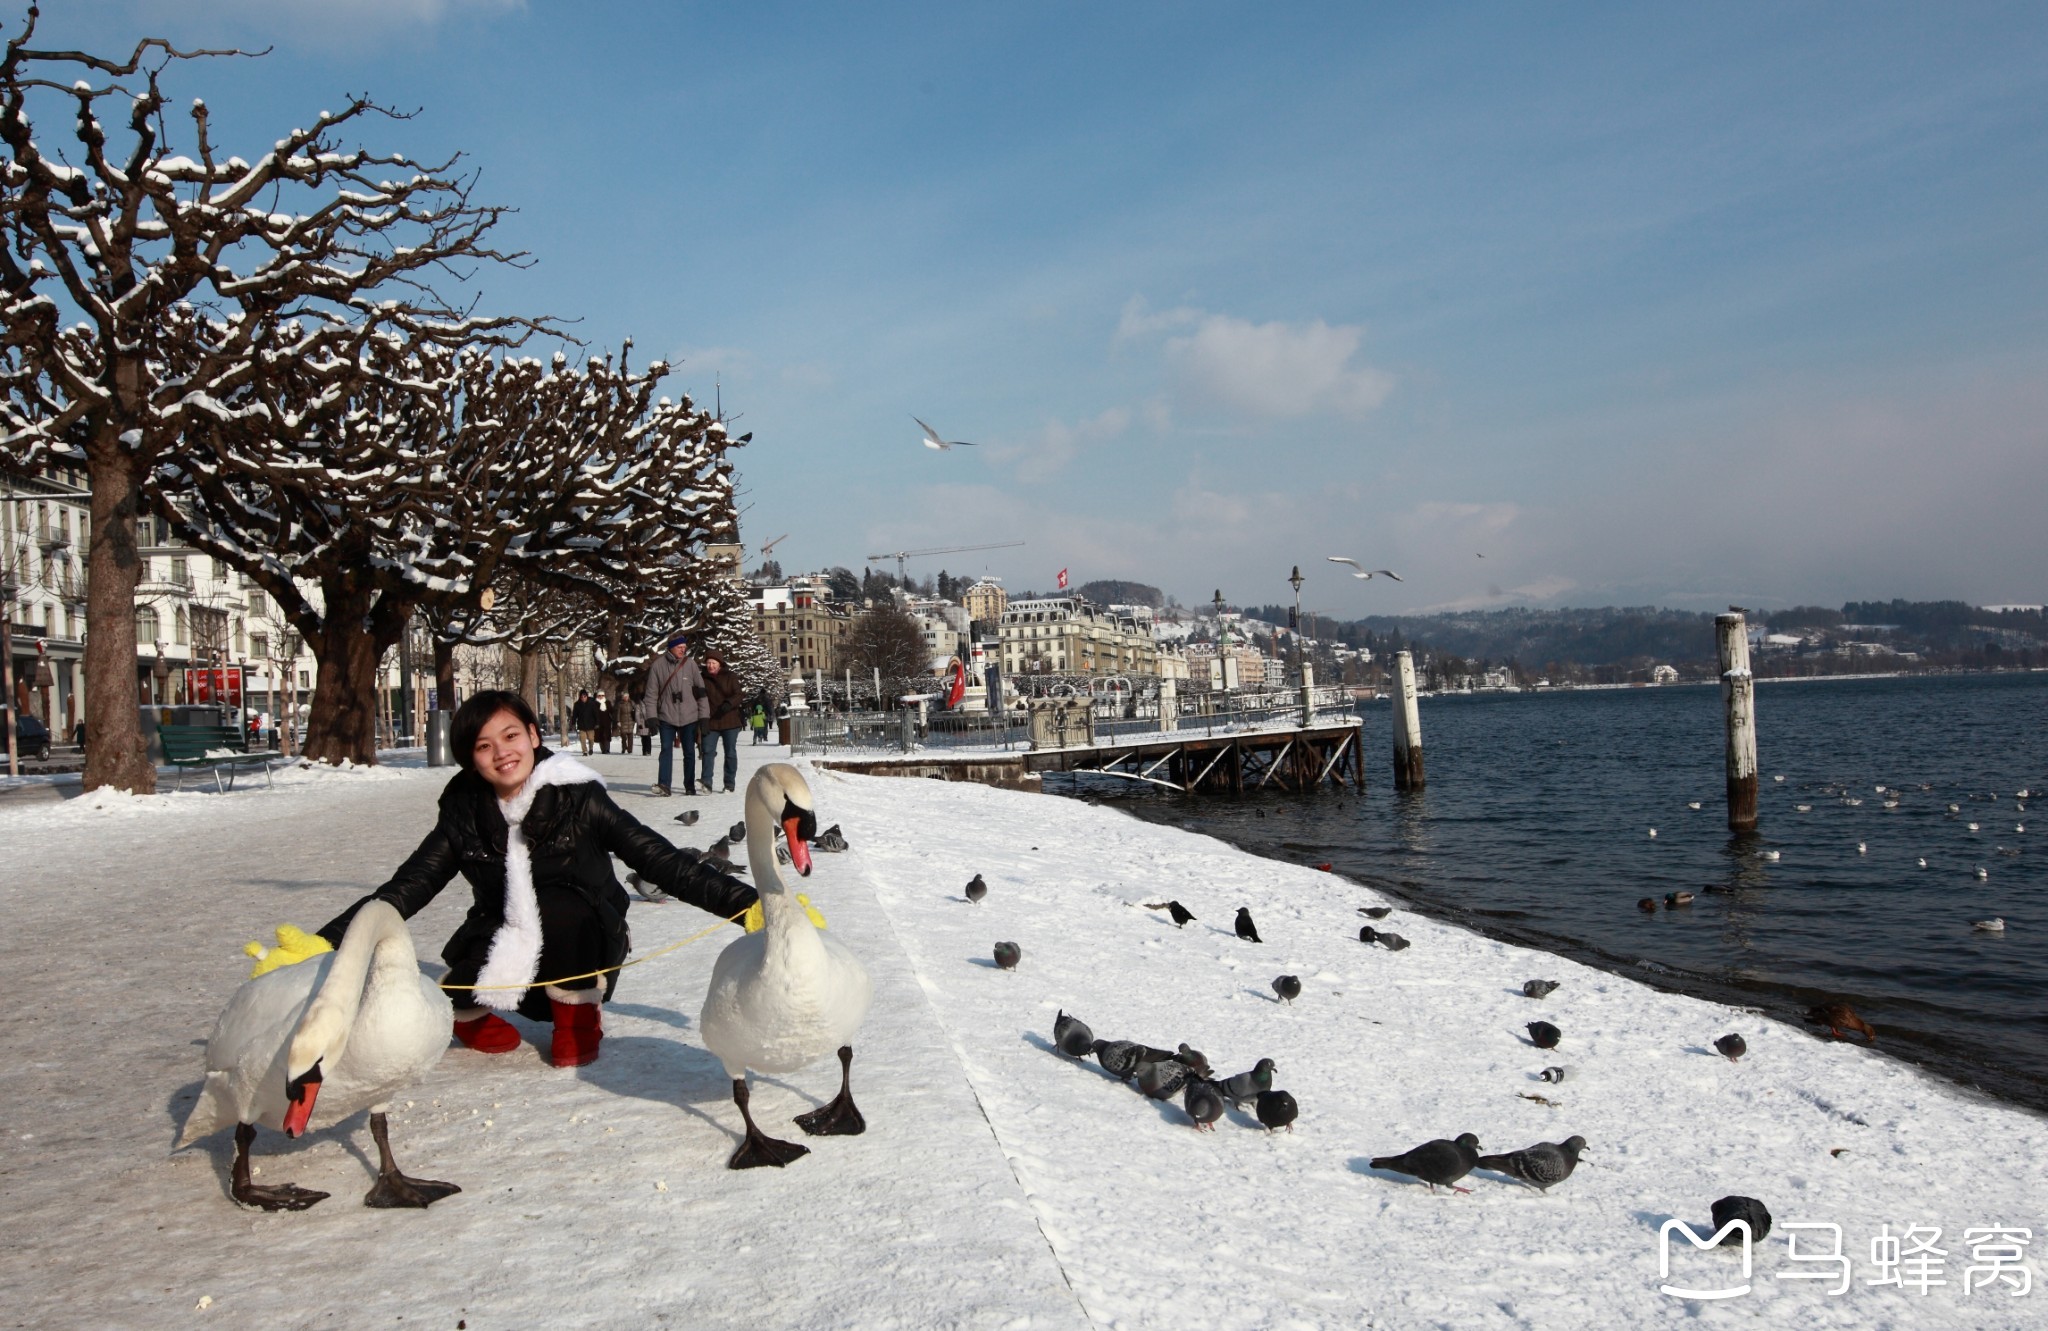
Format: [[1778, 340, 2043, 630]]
[[518, 648, 539, 714], [81, 439, 154, 794], [434, 637, 456, 710], [299, 573, 399, 765]]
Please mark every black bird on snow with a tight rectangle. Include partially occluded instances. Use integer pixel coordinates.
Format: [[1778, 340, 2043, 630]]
[[1359, 906, 1392, 919], [1092, 1039, 1174, 1082], [1370, 1134, 1482, 1193], [1135, 1058, 1192, 1100], [1145, 900, 1196, 928], [1235, 908, 1262, 942], [1053, 1010, 1094, 1058], [1174, 1043, 1213, 1078], [1526, 1021, 1562, 1049], [1711, 1195, 1772, 1244], [1255, 1089, 1298, 1132], [1272, 975, 1302, 1004], [1477, 1136, 1588, 1192], [1183, 1079, 1224, 1131], [1359, 925, 1379, 944], [992, 941, 1020, 970], [1713, 1033, 1747, 1062], [674, 809, 701, 826], [1377, 932, 1411, 951], [726, 820, 747, 842], [1523, 979, 1560, 1000], [965, 874, 988, 904]]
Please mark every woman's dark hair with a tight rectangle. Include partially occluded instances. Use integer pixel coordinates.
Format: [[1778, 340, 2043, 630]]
[[450, 690, 541, 773]]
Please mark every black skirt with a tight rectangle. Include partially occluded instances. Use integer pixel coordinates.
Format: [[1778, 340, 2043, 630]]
[[443, 882, 616, 1022]]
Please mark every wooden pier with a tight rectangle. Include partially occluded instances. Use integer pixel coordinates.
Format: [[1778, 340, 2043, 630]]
[[1022, 719, 1367, 794]]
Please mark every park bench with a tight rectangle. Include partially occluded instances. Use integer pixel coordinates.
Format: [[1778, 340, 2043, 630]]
[[158, 723, 281, 793]]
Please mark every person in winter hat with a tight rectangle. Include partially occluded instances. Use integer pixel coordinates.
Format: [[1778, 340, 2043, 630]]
[[571, 690, 600, 755], [696, 651, 745, 793], [635, 633, 707, 795], [315, 690, 755, 1068]]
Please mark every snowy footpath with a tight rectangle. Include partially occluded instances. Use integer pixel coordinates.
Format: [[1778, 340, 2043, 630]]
[[1, 746, 2042, 1329]]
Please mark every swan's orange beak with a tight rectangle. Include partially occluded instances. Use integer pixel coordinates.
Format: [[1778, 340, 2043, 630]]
[[783, 816, 812, 877], [282, 1061, 323, 1138]]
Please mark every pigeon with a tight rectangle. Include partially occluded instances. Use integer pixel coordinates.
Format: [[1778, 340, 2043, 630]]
[[1255, 1089, 1299, 1132], [1713, 1033, 1747, 1062], [1358, 925, 1379, 944], [1711, 1195, 1772, 1244], [1377, 932, 1411, 951], [1538, 1066, 1569, 1084], [1973, 917, 2006, 932], [1370, 1134, 1481, 1193], [1526, 1021, 1562, 1049], [1326, 557, 1402, 581], [1135, 1058, 1192, 1100], [1272, 975, 1302, 1004], [704, 837, 733, 866], [1092, 1040, 1175, 1082], [1805, 1002, 1876, 1043], [1638, 897, 1658, 912], [965, 874, 988, 904], [1360, 906, 1392, 919], [1053, 1010, 1094, 1058], [992, 941, 1021, 970], [814, 823, 849, 852], [1174, 1044, 1213, 1078], [1145, 900, 1196, 927], [625, 871, 672, 903], [1218, 1058, 1277, 1109], [1665, 891, 1695, 908], [1477, 1136, 1587, 1191], [1182, 1078, 1225, 1131], [913, 415, 977, 450], [1522, 980, 1560, 1000], [726, 820, 747, 843], [674, 809, 702, 826], [1235, 907, 1262, 942]]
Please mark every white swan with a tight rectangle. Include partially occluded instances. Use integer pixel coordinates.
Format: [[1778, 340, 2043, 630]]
[[177, 900, 457, 1210], [700, 763, 873, 1169]]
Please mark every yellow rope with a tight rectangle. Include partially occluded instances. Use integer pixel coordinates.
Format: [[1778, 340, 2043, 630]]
[[436, 906, 749, 992]]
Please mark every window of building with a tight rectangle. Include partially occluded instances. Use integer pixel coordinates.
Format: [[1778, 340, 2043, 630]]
[[174, 606, 188, 645], [136, 606, 159, 642], [251, 632, 269, 658]]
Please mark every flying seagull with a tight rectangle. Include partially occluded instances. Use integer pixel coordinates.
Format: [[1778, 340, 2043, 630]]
[[914, 416, 976, 450], [1326, 557, 1402, 581]]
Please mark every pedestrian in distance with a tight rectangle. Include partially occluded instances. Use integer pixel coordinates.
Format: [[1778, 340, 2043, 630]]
[[571, 690, 600, 756], [749, 700, 770, 745], [635, 633, 707, 796], [310, 690, 755, 1068], [697, 652, 745, 794], [593, 694, 613, 754]]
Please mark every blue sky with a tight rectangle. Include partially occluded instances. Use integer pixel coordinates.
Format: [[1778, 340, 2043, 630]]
[[52, 1, 2048, 615]]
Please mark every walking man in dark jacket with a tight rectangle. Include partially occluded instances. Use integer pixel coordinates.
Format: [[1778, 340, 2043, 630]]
[[571, 690, 601, 755]]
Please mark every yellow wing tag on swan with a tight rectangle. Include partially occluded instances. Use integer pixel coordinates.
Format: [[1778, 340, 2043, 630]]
[[244, 924, 334, 978], [741, 894, 828, 933]]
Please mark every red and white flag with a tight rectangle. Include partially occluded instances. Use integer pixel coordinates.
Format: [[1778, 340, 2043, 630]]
[[1056, 567, 1069, 590]]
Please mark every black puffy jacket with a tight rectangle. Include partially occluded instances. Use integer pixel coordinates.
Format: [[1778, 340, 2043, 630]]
[[317, 750, 755, 1008]]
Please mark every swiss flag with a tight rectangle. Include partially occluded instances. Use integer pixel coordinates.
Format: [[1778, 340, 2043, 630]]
[[1056, 567, 1069, 590]]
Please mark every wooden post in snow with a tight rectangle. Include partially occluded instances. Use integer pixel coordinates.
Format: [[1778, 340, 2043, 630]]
[[1392, 650, 1425, 790], [1717, 612, 1758, 832]]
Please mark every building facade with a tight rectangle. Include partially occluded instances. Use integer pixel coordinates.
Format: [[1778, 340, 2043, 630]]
[[750, 576, 854, 675], [2, 468, 90, 729], [963, 577, 1008, 628], [998, 596, 1162, 678]]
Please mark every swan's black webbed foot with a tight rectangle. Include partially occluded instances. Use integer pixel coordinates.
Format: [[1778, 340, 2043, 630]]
[[230, 1121, 329, 1211], [728, 1078, 809, 1170], [362, 1111, 461, 1208], [795, 1046, 866, 1137]]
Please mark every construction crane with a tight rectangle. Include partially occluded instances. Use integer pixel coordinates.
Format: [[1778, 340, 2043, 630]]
[[866, 541, 1025, 585], [757, 533, 790, 558]]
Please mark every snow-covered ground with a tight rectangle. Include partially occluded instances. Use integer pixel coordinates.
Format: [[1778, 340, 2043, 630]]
[[1, 745, 2041, 1329]]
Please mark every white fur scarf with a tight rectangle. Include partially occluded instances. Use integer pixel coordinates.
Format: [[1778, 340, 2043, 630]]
[[473, 752, 606, 1010]]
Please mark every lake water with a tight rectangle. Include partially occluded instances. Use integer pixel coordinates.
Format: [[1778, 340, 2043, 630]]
[[1078, 673, 2048, 1114]]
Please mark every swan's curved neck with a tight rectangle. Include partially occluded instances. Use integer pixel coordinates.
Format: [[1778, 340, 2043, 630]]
[[289, 900, 415, 1076], [744, 781, 793, 917]]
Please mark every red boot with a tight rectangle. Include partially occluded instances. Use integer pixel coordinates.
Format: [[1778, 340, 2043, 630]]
[[453, 1011, 521, 1053], [549, 996, 603, 1068]]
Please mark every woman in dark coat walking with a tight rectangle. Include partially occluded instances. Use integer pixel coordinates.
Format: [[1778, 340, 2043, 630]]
[[316, 690, 755, 1068], [696, 651, 746, 794]]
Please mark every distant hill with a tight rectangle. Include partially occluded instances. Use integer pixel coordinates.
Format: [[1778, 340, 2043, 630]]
[[1078, 579, 1164, 608]]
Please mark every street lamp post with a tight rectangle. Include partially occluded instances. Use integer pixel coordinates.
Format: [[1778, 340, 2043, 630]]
[[1288, 565, 1304, 686]]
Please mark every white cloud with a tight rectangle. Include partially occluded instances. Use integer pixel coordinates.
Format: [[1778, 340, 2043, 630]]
[[987, 406, 1132, 484], [1118, 298, 1395, 421]]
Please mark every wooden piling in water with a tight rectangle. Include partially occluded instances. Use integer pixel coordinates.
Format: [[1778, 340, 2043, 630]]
[[1716, 612, 1758, 832], [1392, 650, 1425, 791]]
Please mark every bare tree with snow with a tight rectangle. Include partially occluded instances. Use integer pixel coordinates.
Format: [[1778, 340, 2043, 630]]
[[0, 13, 528, 789]]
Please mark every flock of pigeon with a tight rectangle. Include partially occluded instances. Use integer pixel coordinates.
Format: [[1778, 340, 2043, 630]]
[[960, 876, 1602, 1196]]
